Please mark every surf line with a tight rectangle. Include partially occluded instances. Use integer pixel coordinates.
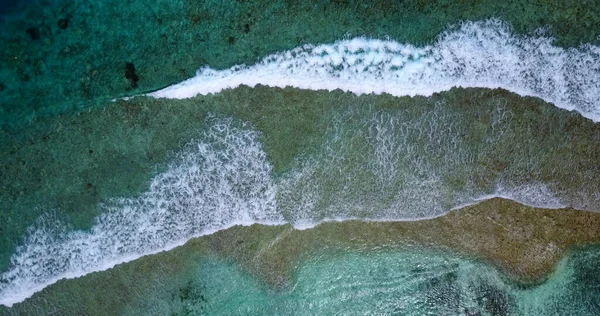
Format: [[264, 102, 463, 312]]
[[147, 19, 600, 123]]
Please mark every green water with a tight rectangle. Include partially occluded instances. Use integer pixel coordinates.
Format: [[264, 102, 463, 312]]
[[1, 88, 598, 273], [110, 246, 600, 315]]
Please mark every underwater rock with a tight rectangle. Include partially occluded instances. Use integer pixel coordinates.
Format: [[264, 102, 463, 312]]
[[25, 27, 40, 40], [475, 282, 513, 316], [124, 62, 139, 88], [57, 18, 69, 30]]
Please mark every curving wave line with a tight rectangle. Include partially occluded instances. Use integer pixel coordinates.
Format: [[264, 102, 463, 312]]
[[149, 19, 600, 122]]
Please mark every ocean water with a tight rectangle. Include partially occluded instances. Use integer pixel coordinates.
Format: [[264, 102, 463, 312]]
[[150, 19, 600, 121], [187, 249, 596, 316], [3, 233, 600, 315], [0, 0, 19, 18], [1, 0, 600, 127], [2, 87, 599, 306], [1, 0, 599, 314]]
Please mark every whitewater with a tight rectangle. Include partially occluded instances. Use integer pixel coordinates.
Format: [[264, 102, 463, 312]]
[[150, 19, 600, 122], [2, 19, 600, 307]]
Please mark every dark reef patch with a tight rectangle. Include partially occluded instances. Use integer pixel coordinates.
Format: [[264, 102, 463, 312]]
[[25, 27, 40, 40], [124, 62, 140, 88], [57, 18, 69, 30]]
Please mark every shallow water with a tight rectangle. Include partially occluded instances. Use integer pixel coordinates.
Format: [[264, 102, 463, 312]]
[[3, 237, 600, 315], [0, 0, 599, 313], [2, 87, 599, 306]]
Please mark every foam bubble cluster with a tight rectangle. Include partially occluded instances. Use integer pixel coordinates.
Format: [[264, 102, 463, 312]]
[[277, 104, 577, 226], [149, 19, 600, 122]]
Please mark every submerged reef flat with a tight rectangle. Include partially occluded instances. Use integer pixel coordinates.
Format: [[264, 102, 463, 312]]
[[0, 87, 598, 303], [1, 0, 599, 127], [221, 198, 600, 285], [3, 198, 600, 315], [1, 86, 598, 272]]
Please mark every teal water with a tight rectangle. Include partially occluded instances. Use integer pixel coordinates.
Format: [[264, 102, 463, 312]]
[[5, 244, 600, 315], [1, 0, 600, 313], [1, 0, 600, 127], [133, 251, 533, 315], [200, 249, 597, 316]]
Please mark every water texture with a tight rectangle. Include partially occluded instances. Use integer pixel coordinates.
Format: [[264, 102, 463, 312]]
[[1, 87, 599, 306], [151, 19, 600, 122], [4, 228, 600, 315], [1, 0, 599, 312]]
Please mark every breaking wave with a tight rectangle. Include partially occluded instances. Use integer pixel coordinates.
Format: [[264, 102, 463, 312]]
[[149, 19, 600, 122], [2, 105, 596, 306]]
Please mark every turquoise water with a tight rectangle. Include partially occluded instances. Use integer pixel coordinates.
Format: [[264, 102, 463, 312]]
[[127, 251, 539, 315], [6, 245, 600, 315], [1, 0, 600, 313], [195, 249, 597, 316]]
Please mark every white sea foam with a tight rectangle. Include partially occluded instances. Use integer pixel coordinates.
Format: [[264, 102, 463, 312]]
[[0, 117, 283, 307], [0, 114, 590, 306], [148, 19, 600, 122], [2, 106, 596, 307], [277, 104, 578, 228]]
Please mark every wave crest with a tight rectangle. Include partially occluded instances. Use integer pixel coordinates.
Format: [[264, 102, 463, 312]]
[[149, 19, 600, 122]]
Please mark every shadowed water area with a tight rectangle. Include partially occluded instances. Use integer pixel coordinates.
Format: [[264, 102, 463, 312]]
[[1, 0, 600, 313]]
